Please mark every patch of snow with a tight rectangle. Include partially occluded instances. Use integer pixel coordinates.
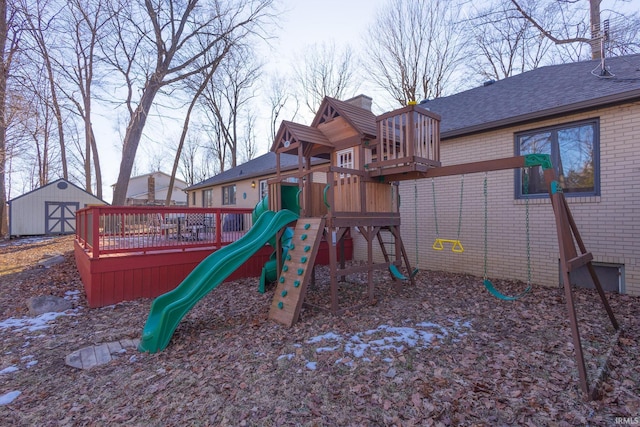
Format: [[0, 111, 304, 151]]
[[0, 311, 72, 332], [315, 345, 340, 353], [0, 390, 21, 405], [305, 362, 317, 370], [277, 354, 294, 361], [307, 332, 342, 344], [20, 355, 34, 360], [303, 320, 472, 362], [64, 290, 81, 301], [0, 366, 19, 375], [26, 360, 38, 368], [0, 236, 53, 248]]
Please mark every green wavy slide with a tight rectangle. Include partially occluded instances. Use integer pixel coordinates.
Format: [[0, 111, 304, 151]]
[[138, 209, 298, 353]]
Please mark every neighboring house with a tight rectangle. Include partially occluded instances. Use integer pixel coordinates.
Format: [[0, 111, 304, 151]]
[[185, 152, 330, 209], [379, 54, 639, 296], [9, 178, 107, 237], [118, 171, 187, 206]]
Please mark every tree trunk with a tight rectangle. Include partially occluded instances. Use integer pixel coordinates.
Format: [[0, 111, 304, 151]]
[[0, 0, 8, 237], [90, 127, 102, 200], [111, 78, 162, 206]]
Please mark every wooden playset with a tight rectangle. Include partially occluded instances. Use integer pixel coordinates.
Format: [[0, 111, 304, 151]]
[[264, 97, 618, 398]]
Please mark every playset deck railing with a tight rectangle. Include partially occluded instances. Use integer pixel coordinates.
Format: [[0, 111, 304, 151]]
[[368, 103, 442, 175], [76, 205, 254, 259], [268, 166, 399, 218]]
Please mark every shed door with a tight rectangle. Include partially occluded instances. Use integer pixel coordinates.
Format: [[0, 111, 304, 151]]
[[45, 201, 79, 234]]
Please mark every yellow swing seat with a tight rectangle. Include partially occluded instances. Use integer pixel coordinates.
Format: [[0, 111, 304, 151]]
[[432, 238, 464, 253]]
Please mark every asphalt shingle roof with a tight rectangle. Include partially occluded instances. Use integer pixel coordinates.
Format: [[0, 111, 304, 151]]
[[422, 54, 640, 138], [186, 152, 328, 190]]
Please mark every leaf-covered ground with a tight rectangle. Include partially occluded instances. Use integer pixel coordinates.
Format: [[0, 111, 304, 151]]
[[0, 236, 639, 426]]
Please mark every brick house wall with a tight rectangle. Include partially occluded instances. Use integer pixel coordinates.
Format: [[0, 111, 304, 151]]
[[353, 101, 640, 296]]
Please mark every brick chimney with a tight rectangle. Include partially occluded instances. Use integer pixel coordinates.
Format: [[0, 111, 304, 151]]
[[147, 175, 155, 203], [345, 94, 372, 111]]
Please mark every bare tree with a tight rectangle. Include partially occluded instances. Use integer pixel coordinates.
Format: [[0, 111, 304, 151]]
[[53, 0, 112, 199], [510, 0, 640, 60], [0, 0, 20, 237], [19, 0, 69, 180], [239, 110, 258, 163], [293, 41, 360, 115], [165, 61, 219, 206], [106, 0, 275, 206], [466, 0, 554, 82], [200, 47, 262, 171], [266, 74, 298, 145], [367, 0, 466, 106]]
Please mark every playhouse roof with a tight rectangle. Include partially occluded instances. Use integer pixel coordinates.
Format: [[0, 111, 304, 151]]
[[271, 121, 334, 155], [422, 53, 640, 139], [311, 96, 377, 138]]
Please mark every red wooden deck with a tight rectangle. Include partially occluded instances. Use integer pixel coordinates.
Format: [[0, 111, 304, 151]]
[[74, 206, 351, 307]]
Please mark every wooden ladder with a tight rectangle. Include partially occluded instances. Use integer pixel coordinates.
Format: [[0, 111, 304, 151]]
[[269, 217, 326, 327]]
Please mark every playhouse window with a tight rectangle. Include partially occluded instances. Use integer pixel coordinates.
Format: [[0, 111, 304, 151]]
[[337, 148, 354, 177], [515, 119, 599, 198], [222, 185, 236, 205]]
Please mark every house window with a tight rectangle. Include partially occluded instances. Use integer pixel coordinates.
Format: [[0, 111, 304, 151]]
[[515, 119, 599, 198], [336, 148, 354, 177], [222, 185, 236, 205], [191, 192, 196, 206], [259, 180, 268, 200], [203, 189, 213, 207]]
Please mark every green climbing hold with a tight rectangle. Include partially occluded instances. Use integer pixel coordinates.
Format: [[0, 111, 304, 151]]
[[304, 245, 311, 252], [293, 280, 300, 288], [286, 254, 291, 261], [297, 268, 304, 275], [290, 244, 295, 250], [279, 277, 285, 283], [301, 256, 308, 263], [283, 265, 289, 272], [304, 223, 310, 230], [278, 302, 284, 309], [301, 234, 308, 241], [281, 290, 288, 297]]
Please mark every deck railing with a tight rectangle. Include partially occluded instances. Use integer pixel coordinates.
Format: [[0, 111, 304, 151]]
[[370, 103, 441, 172], [76, 206, 254, 259]]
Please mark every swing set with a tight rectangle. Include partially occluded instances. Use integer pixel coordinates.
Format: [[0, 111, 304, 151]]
[[392, 153, 619, 398]]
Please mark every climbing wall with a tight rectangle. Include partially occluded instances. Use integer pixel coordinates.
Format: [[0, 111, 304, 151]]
[[269, 217, 325, 327]]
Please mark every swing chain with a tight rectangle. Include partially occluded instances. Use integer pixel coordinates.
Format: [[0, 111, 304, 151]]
[[431, 178, 439, 237], [483, 173, 488, 280], [524, 170, 531, 285], [414, 180, 419, 267], [457, 175, 464, 239]]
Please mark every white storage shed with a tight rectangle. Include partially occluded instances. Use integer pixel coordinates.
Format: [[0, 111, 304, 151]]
[[9, 179, 107, 237]]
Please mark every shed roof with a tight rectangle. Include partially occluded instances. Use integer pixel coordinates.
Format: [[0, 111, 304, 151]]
[[186, 152, 329, 191], [421, 54, 640, 138], [8, 178, 108, 204]]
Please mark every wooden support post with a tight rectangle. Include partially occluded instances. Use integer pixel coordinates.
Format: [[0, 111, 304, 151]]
[[326, 227, 339, 314], [544, 168, 619, 399]]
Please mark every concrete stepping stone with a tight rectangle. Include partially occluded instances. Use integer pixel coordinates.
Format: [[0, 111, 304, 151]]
[[65, 338, 140, 369]]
